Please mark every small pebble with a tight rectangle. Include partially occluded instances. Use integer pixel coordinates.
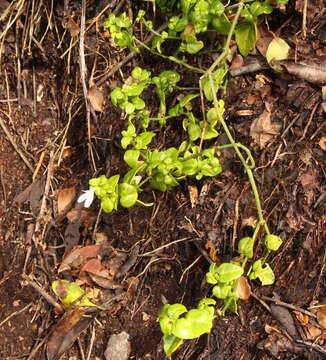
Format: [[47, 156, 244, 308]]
[[104, 331, 131, 360]]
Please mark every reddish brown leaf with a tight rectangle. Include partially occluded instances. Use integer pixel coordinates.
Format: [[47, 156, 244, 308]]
[[80, 259, 121, 289], [88, 85, 104, 112], [57, 187, 76, 216], [46, 308, 92, 360], [58, 245, 102, 273]]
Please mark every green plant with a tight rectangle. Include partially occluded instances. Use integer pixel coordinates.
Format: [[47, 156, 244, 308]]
[[158, 299, 216, 356], [77, 1, 289, 356]]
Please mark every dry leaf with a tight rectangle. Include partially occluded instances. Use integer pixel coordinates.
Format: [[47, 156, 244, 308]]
[[299, 170, 319, 190], [270, 304, 298, 338], [319, 136, 326, 150], [80, 259, 121, 289], [88, 85, 104, 112], [230, 54, 244, 70], [13, 177, 45, 212], [188, 185, 198, 208], [235, 276, 251, 301], [46, 308, 92, 360], [305, 324, 322, 340], [317, 306, 326, 329], [277, 60, 326, 85], [294, 311, 309, 325], [66, 18, 80, 37], [64, 220, 81, 253], [250, 110, 281, 148], [57, 187, 77, 216], [58, 245, 102, 273]]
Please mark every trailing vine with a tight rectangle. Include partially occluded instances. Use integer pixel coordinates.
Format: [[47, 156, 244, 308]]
[[74, 0, 289, 356]]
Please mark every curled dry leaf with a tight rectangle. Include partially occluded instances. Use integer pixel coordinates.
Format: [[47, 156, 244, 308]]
[[88, 85, 104, 112], [46, 308, 92, 360], [250, 110, 281, 148], [277, 60, 326, 85], [235, 276, 251, 301], [80, 258, 121, 289], [58, 245, 102, 273], [57, 187, 76, 216]]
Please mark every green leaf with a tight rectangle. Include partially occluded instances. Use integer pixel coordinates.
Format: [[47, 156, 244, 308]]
[[249, 259, 275, 285], [119, 183, 138, 208], [238, 236, 254, 258], [173, 308, 214, 339], [179, 94, 199, 107], [110, 87, 126, 106], [124, 102, 135, 114], [131, 67, 151, 83], [134, 131, 156, 150], [235, 22, 257, 56], [167, 304, 188, 319], [188, 123, 201, 141], [131, 97, 145, 110], [216, 263, 244, 283], [211, 14, 231, 35], [205, 263, 219, 284], [52, 280, 97, 308], [163, 335, 183, 356], [212, 284, 232, 299], [264, 234, 283, 251], [249, 2, 273, 18], [124, 149, 140, 168], [266, 37, 290, 66]]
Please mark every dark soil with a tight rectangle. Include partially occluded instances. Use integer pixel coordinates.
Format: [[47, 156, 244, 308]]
[[0, 1, 325, 360]]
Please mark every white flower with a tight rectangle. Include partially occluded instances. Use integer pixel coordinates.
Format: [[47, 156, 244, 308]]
[[77, 188, 95, 208]]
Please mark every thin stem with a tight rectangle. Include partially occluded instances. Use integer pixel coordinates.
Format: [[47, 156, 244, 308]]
[[209, 74, 268, 230], [205, 1, 244, 75]]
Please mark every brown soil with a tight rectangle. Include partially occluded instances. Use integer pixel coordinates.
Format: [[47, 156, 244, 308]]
[[0, 1, 325, 360]]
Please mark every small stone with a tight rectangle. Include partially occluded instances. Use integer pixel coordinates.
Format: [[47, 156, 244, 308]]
[[104, 331, 131, 360]]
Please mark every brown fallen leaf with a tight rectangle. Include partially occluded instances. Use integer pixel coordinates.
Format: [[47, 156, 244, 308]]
[[13, 177, 45, 213], [317, 305, 326, 329], [305, 324, 322, 340], [80, 259, 121, 289], [299, 169, 319, 190], [66, 17, 80, 37], [235, 276, 251, 301], [46, 308, 92, 360], [64, 220, 81, 253], [230, 53, 244, 70], [58, 245, 102, 273], [57, 187, 77, 216], [277, 60, 326, 85], [88, 85, 104, 112], [250, 110, 281, 148], [270, 304, 298, 338]]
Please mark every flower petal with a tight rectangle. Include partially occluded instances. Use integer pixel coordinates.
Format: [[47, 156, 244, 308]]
[[84, 189, 95, 208], [77, 192, 88, 204]]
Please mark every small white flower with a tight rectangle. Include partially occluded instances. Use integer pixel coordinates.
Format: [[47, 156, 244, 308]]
[[77, 188, 95, 208]]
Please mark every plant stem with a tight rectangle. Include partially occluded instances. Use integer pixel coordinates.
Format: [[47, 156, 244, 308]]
[[205, 1, 244, 75]]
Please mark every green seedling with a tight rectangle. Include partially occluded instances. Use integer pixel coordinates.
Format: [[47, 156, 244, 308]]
[[104, 13, 134, 48]]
